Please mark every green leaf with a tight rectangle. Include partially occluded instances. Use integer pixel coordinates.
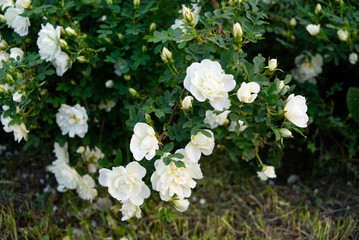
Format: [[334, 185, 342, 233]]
[[174, 160, 185, 168], [172, 153, 184, 159], [178, 41, 186, 49], [98, 157, 110, 167], [163, 142, 174, 153], [200, 129, 212, 138], [155, 109, 165, 119], [347, 87, 359, 126], [113, 148, 122, 166], [163, 156, 171, 165], [253, 54, 265, 73]]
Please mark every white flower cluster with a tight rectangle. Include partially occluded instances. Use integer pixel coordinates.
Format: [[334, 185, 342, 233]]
[[77, 145, 105, 173], [37, 23, 70, 76], [291, 52, 323, 84], [47, 142, 98, 201], [2, 0, 31, 37]]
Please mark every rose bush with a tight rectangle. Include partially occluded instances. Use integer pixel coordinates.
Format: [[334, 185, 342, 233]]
[[0, 0, 326, 222]]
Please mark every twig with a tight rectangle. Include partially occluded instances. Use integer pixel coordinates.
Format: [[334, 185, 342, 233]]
[[211, 0, 225, 35], [157, 88, 187, 142]]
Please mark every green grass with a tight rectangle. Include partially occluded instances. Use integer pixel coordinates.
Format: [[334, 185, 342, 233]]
[[0, 147, 358, 239]]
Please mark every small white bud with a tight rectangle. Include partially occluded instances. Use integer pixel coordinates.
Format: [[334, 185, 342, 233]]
[[59, 39, 68, 49], [315, 3, 322, 14], [182, 5, 195, 26], [149, 22, 156, 32], [76, 56, 88, 63], [173, 199, 190, 212], [105, 80, 114, 88], [233, 23, 243, 42], [268, 59, 277, 72], [306, 24, 320, 36], [349, 52, 358, 64], [65, 27, 77, 36], [278, 80, 285, 90], [289, 18, 297, 27], [133, 0, 140, 9], [76, 146, 85, 154], [129, 88, 140, 97], [161, 47, 173, 64], [182, 96, 194, 110], [337, 29, 349, 42], [0, 39, 8, 50], [279, 128, 293, 138]]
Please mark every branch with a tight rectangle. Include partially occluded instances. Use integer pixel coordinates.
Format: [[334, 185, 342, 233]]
[[211, 0, 225, 35], [157, 88, 187, 142]]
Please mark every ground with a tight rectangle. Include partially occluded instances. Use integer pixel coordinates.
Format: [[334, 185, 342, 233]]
[[0, 144, 358, 240]]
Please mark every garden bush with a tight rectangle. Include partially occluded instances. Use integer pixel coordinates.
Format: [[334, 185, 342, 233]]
[[0, 0, 357, 223]]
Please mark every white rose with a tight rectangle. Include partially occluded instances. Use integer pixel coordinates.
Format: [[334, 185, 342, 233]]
[[98, 99, 116, 112], [257, 165, 276, 181], [306, 24, 320, 36], [173, 198, 190, 212], [52, 51, 70, 76], [5, 7, 30, 36], [77, 174, 97, 202], [184, 59, 236, 111], [105, 79, 114, 88], [337, 29, 349, 42], [56, 103, 88, 138], [114, 60, 127, 77], [349, 52, 358, 64], [237, 82, 260, 103], [47, 159, 81, 192], [284, 94, 309, 128], [98, 162, 150, 206], [185, 129, 215, 162], [1, 114, 29, 142], [37, 23, 61, 62], [151, 149, 203, 201], [12, 91, 23, 102], [53, 142, 69, 163], [279, 128, 292, 138], [15, 0, 30, 8], [182, 96, 193, 110], [0, 0, 13, 11], [9, 47, 24, 61], [228, 120, 247, 132], [130, 122, 159, 161], [203, 110, 230, 129], [120, 200, 142, 221], [291, 53, 323, 84], [0, 51, 9, 68]]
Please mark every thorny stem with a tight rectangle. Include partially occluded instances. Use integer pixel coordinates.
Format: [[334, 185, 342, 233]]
[[157, 88, 187, 143], [211, 0, 225, 35]]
